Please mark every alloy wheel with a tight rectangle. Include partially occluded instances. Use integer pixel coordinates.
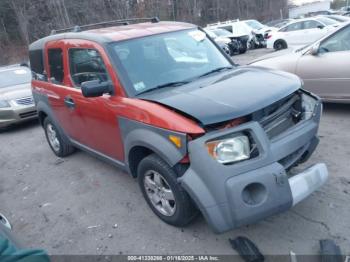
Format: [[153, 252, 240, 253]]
[[143, 170, 176, 216]]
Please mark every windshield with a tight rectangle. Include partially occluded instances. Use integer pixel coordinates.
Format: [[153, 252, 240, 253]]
[[212, 29, 232, 37], [316, 17, 337, 26], [111, 29, 232, 95], [0, 67, 31, 89], [245, 20, 265, 30]]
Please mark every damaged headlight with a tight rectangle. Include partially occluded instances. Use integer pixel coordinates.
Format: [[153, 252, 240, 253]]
[[302, 93, 317, 120], [206, 135, 250, 164], [0, 100, 10, 108]]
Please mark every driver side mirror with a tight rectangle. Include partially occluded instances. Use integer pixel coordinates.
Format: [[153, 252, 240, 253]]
[[81, 80, 112, 98], [310, 44, 320, 56], [317, 25, 325, 29]]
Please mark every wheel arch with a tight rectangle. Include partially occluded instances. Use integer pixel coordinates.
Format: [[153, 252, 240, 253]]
[[119, 117, 187, 177], [128, 145, 154, 177]]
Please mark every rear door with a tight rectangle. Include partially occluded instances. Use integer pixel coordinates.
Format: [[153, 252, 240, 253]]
[[296, 25, 350, 100], [44, 41, 83, 138], [280, 21, 304, 45]]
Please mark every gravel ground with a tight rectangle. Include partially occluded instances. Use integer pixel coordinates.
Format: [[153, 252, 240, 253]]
[[1, 48, 350, 256]]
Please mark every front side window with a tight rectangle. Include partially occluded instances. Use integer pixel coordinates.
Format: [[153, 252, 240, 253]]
[[48, 48, 64, 84], [111, 29, 232, 95], [303, 20, 322, 29], [0, 67, 31, 89], [319, 26, 350, 53], [69, 48, 110, 87]]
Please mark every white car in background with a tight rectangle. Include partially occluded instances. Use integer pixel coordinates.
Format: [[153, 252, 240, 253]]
[[207, 19, 275, 49], [266, 16, 340, 50]]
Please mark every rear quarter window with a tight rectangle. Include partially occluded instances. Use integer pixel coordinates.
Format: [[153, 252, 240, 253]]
[[29, 49, 46, 81]]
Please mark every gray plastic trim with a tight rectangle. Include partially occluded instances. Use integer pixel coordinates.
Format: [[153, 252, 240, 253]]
[[179, 104, 324, 233], [119, 117, 187, 173]]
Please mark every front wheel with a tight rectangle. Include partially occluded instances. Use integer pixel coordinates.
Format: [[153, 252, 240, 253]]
[[137, 154, 198, 227]]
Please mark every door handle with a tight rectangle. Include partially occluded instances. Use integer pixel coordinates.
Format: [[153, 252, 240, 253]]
[[64, 96, 75, 109]]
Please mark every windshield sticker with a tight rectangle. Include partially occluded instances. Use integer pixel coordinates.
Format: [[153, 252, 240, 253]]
[[134, 82, 146, 92], [14, 69, 28, 75], [188, 31, 206, 42]]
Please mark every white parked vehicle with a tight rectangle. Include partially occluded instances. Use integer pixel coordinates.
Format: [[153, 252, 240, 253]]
[[266, 17, 340, 50], [203, 29, 234, 55], [207, 19, 275, 49]]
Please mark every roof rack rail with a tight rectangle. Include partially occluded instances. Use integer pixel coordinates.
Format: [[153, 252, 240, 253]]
[[50, 17, 160, 35]]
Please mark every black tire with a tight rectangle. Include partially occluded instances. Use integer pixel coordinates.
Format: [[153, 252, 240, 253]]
[[239, 47, 247, 54], [137, 154, 198, 227], [274, 40, 287, 51], [43, 117, 75, 157]]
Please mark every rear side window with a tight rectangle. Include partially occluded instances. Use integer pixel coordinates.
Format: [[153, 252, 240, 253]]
[[48, 48, 64, 84], [69, 48, 110, 87], [29, 49, 46, 81], [280, 22, 303, 32]]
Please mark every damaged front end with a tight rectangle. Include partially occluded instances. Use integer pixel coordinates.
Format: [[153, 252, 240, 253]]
[[178, 90, 328, 233]]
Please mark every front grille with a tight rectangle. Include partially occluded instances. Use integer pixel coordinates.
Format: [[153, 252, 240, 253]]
[[19, 111, 37, 119], [15, 96, 34, 106], [255, 92, 302, 139]]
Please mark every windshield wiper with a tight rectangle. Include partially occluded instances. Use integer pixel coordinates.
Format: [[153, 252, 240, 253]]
[[137, 80, 190, 95], [196, 66, 233, 79]]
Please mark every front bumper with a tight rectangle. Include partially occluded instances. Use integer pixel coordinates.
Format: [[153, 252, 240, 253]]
[[179, 100, 327, 233], [0, 104, 37, 128]]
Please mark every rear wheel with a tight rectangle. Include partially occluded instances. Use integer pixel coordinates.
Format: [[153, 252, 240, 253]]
[[274, 40, 287, 51], [137, 154, 198, 227], [44, 117, 75, 157]]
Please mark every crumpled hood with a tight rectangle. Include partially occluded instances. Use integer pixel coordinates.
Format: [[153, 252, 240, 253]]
[[0, 83, 32, 101], [139, 66, 301, 125]]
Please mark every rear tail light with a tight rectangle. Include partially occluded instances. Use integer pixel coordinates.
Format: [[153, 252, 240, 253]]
[[266, 34, 272, 39]]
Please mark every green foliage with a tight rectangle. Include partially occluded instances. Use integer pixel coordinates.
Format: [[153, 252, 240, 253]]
[[331, 0, 348, 9]]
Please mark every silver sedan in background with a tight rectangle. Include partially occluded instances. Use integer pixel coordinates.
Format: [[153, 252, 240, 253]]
[[251, 22, 350, 103], [0, 65, 36, 128]]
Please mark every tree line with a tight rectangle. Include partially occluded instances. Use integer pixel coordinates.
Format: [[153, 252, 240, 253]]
[[0, 0, 288, 66]]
